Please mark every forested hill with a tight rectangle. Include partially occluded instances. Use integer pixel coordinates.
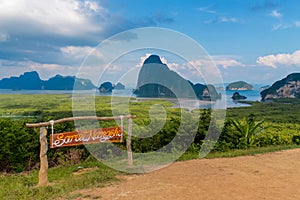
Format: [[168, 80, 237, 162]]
[[226, 81, 253, 91], [261, 73, 300, 101]]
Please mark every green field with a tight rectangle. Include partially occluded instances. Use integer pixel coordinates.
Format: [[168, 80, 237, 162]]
[[1, 94, 300, 199]]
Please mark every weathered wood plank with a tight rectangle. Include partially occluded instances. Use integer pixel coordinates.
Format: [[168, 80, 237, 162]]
[[38, 127, 49, 186], [127, 118, 133, 166]]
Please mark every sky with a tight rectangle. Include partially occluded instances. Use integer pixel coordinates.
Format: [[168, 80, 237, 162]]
[[1, 0, 300, 86]]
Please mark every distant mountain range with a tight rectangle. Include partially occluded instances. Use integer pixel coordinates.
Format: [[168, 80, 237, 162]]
[[0, 71, 95, 90]]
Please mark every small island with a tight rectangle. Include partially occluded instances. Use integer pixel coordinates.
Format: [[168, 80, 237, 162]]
[[99, 82, 114, 93], [226, 81, 253, 91], [98, 82, 126, 93], [260, 85, 270, 91], [115, 82, 125, 90], [231, 92, 247, 100]]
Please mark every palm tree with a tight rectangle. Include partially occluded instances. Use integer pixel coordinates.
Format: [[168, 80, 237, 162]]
[[231, 114, 264, 147]]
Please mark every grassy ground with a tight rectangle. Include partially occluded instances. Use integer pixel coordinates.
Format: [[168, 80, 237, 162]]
[[178, 144, 300, 161], [0, 158, 120, 200], [1, 145, 300, 200], [1, 94, 300, 199]]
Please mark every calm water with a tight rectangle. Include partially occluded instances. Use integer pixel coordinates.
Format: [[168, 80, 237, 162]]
[[222, 90, 261, 108], [0, 88, 262, 108]]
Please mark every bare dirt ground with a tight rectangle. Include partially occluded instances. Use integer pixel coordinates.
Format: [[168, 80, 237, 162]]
[[72, 149, 300, 200]]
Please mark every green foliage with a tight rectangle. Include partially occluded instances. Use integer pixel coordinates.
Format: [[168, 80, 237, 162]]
[[0, 119, 39, 172], [226, 98, 300, 123], [292, 135, 300, 145], [226, 81, 253, 90], [231, 114, 264, 147], [1, 94, 300, 172], [256, 122, 300, 146]]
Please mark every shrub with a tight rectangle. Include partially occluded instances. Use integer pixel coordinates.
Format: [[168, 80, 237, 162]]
[[292, 135, 300, 145], [0, 119, 39, 172]]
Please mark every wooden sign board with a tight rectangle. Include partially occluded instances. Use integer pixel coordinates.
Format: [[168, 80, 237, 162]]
[[50, 126, 123, 148]]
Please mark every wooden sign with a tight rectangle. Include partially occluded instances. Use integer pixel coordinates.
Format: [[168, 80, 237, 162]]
[[50, 126, 123, 148]]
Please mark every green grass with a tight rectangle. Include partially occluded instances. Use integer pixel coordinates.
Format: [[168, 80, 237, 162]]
[[0, 160, 120, 200], [227, 99, 300, 123], [178, 144, 300, 161], [1, 94, 300, 124], [2, 94, 300, 199], [2, 145, 299, 200], [205, 145, 300, 158]]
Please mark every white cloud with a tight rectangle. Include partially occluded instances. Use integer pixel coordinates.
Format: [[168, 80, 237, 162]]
[[269, 10, 282, 19], [84, 1, 100, 12], [272, 24, 282, 31], [295, 21, 300, 27], [184, 59, 223, 84], [0, 0, 105, 37], [0, 59, 78, 80], [214, 59, 244, 68], [160, 57, 180, 70], [61, 46, 103, 60], [272, 22, 296, 31], [0, 33, 9, 42], [219, 17, 238, 23], [197, 5, 217, 14], [28, 63, 62, 72], [136, 53, 152, 67], [204, 16, 242, 24], [256, 50, 300, 68], [271, 20, 300, 31], [136, 53, 180, 70], [211, 56, 245, 69]]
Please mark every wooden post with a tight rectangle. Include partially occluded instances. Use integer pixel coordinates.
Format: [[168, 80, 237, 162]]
[[127, 118, 133, 166], [25, 115, 136, 183], [38, 127, 49, 186]]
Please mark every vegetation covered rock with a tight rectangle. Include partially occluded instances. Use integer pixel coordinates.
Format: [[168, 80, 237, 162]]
[[232, 92, 247, 100], [261, 73, 300, 101], [134, 55, 221, 101], [226, 81, 253, 91], [99, 82, 114, 93], [115, 82, 125, 90]]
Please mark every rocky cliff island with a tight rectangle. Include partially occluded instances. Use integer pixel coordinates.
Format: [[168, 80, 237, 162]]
[[134, 55, 221, 101], [98, 82, 125, 93], [231, 92, 247, 100], [261, 73, 300, 101]]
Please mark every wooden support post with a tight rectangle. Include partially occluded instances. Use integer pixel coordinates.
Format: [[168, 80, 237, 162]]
[[38, 127, 49, 186], [25, 115, 137, 183], [126, 118, 133, 166]]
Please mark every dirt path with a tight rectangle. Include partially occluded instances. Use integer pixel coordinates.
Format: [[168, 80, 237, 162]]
[[72, 149, 300, 200]]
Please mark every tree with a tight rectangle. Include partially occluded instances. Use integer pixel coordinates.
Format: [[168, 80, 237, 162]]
[[231, 114, 264, 148]]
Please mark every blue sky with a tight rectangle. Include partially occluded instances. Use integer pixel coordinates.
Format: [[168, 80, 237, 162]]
[[1, 0, 300, 86]]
